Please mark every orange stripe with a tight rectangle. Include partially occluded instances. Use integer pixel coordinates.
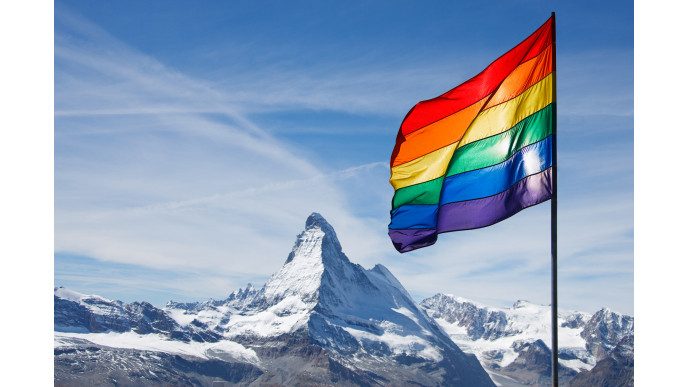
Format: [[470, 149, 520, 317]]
[[391, 46, 553, 168], [485, 45, 552, 110], [391, 97, 487, 168]]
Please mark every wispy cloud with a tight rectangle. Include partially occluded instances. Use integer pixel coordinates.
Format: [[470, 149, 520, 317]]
[[55, 9, 389, 290]]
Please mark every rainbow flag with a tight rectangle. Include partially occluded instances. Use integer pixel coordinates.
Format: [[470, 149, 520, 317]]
[[389, 17, 555, 253]]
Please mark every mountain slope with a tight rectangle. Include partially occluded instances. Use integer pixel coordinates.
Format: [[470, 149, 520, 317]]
[[568, 334, 633, 387]]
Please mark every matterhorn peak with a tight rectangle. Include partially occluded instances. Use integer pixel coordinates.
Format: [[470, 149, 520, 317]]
[[262, 212, 350, 304]]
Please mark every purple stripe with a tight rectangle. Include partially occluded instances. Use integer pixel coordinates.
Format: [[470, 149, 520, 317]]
[[389, 168, 552, 253], [388, 228, 437, 253], [437, 167, 552, 231]]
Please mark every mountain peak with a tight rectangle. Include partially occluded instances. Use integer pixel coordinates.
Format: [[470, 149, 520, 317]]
[[262, 212, 348, 304], [305, 212, 331, 229], [284, 212, 343, 264], [304, 212, 339, 243]]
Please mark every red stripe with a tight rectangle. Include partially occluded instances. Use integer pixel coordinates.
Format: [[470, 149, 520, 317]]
[[398, 18, 553, 137]]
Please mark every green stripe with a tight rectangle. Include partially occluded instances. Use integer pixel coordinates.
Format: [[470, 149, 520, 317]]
[[448, 104, 553, 175], [392, 177, 444, 210], [392, 104, 552, 209]]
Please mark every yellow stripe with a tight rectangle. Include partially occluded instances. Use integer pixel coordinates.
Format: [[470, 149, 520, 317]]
[[390, 74, 553, 190], [459, 74, 553, 147]]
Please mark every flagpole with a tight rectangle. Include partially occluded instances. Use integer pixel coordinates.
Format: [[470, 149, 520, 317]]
[[550, 11, 559, 387]]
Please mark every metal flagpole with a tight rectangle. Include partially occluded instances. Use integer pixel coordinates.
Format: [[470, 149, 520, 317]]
[[550, 11, 559, 387]]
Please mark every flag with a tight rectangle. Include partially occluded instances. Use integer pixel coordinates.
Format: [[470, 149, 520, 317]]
[[389, 17, 555, 253]]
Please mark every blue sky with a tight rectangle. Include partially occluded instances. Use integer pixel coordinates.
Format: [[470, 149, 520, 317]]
[[55, 0, 633, 314]]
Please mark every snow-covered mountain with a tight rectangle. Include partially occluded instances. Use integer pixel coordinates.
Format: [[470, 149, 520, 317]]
[[55, 213, 494, 386], [54, 212, 632, 386], [54, 287, 222, 343], [420, 293, 634, 386]]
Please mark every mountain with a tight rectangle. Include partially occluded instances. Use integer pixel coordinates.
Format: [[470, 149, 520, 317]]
[[55, 213, 495, 386], [54, 287, 221, 343], [420, 294, 634, 386]]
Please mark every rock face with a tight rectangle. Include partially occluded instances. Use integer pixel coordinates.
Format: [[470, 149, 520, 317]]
[[501, 340, 576, 385], [568, 334, 634, 387], [420, 294, 510, 341], [55, 213, 495, 386], [54, 287, 222, 343], [581, 309, 634, 359], [55, 338, 264, 387], [420, 293, 634, 386]]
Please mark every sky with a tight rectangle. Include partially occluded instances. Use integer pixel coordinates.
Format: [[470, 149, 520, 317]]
[[54, 0, 633, 314]]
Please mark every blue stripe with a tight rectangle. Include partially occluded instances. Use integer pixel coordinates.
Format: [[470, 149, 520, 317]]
[[389, 204, 437, 230], [389, 136, 552, 230], [439, 136, 552, 204]]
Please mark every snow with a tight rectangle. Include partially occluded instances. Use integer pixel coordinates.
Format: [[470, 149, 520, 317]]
[[262, 224, 326, 304], [424, 294, 594, 369], [343, 326, 442, 361], [223, 296, 311, 338], [167, 295, 312, 339], [55, 286, 126, 315], [392, 307, 422, 329], [190, 306, 232, 329], [165, 308, 198, 326], [369, 264, 413, 300], [559, 326, 588, 348], [54, 287, 89, 303], [559, 358, 594, 372], [55, 287, 113, 306], [443, 294, 495, 311], [436, 319, 468, 336], [55, 331, 260, 364]]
